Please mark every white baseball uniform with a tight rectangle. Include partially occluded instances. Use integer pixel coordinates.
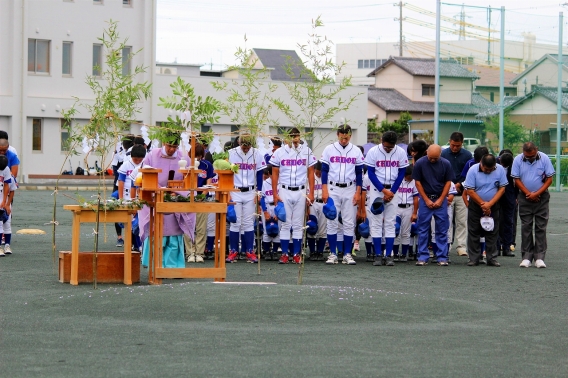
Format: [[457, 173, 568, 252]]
[[364, 144, 409, 238], [309, 175, 327, 239], [260, 177, 281, 242], [117, 157, 143, 200], [269, 143, 317, 240], [229, 146, 266, 233], [394, 178, 418, 246], [320, 142, 364, 237]]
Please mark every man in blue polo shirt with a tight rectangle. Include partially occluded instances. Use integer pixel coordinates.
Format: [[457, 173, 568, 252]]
[[0, 139, 19, 179], [463, 154, 508, 266], [412, 144, 454, 266], [511, 142, 555, 268], [442, 132, 472, 257]]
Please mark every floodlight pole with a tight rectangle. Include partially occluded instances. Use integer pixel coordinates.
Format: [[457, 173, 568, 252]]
[[434, 0, 441, 145], [498, 6, 505, 152], [556, 12, 563, 191]]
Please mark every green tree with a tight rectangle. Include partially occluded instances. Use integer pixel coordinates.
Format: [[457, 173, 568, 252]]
[[378, 111, 412, 142], [484, 113, 528, 153]]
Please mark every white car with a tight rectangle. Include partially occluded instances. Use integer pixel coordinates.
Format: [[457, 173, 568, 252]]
[[442, 138, 481, 153]]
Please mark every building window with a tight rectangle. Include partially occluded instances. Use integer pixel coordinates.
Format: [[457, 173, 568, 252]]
[[230, 125, 240, 142], [201, 125, 211, 133], [32, 119, 42, 151], [62, 41, 72, 76], [123, 0, 132, 5], [122, 46, 131, 76], [93, 44, 102, 76], [370, 59, 376, 69], [490, 92, 495, 102], [358, 60, 363, 69], [28, 39, 50, 73], [364, 60, 369, 68], [549, 128, 568, 142], [61, 119, 70, 152], [505, 92, 510, 97], [422, 84, 435, 97], [93, 0, 103, 4]]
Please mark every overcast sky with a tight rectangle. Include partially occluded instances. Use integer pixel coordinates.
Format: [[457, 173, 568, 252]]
[[156, 0, 568, 69]]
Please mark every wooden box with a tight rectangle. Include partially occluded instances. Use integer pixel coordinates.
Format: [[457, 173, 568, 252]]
[[59, 251, 141, 284]]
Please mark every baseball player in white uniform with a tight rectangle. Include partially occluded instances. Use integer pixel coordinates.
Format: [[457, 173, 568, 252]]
[[307, 161, 327, 260], [227, 135, 266, 263], [270, 128, 317, 264], [364, 131, 409, 266], [259, 166, 281, 260], [320, 124, 364, 265], [361, 171, 376, 261], [393, 165, 418, 262], [0, 156, 15, 256]]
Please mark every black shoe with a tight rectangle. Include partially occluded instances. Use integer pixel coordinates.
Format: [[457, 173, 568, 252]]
[[393, 255, 400, 262], [467, 260, 479, 266], [366, 254, 374, 262], [502, 250, 515, 257], [399, 255, 408, 262], [373, 256, 384, 266], [487, 259, 501, 267], [385, 256, 395, 266], [264, 253, 273, 261]]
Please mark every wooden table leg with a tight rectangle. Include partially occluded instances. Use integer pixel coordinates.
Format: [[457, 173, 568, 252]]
[[70, 211, 81, 286], [124, 213, 132, 285]]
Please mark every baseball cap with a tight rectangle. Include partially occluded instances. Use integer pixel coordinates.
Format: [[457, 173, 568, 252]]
[[480, 216, 494, 232], [410, 222, 418, 236], [358, 218, 370, 238], [322, 198, 337, 220], [0, 209, 8, 223], [395, 215, 402, 236], [370, 197, 384, 215], [266, 220, 279, 237], [306, 214, 318, 235], [226, 204, 237, 223], [274, 202, 286, 222]]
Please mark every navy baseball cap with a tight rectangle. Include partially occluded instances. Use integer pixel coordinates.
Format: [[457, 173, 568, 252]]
[[274, 202, 286, 222], [410, 222, 417, 236], [306, 214, 318, 235], [322, 198, 337, 220], [226, 204, 237, 223], [266, 220, 279, 237], [370, 197, 384, 215], [358, 218, 370, 238], [395, 215, 402, 236], [0, 209, 8, 223]]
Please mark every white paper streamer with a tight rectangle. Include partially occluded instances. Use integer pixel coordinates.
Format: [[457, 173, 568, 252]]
[[181, 132, 190, 151], [256, 137, 268, 156], [140, 126, 151, 145], [209, 135, 223, 154]]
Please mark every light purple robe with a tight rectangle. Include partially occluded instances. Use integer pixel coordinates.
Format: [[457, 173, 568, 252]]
[[138, 147, 195, 242]]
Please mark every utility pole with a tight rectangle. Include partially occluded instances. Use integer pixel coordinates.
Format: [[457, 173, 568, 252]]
[[487, 7, 492, 65], [458, 4, 466, 40], [399, 1, 403, 56]]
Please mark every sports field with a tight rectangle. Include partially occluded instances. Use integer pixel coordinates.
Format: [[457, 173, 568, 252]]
[[1, 190, 567, 377]]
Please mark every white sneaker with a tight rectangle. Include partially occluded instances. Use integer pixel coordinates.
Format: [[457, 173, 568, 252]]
[[519, 259, 532, 268], [4, 244, 11, 254], [326, 254, 338, 265], [0, 245, 4, 257], [535, 259, 546, 268], [342, 253, 356, 265], [187, 253, 196, 263], [195, 255, 205, 263]]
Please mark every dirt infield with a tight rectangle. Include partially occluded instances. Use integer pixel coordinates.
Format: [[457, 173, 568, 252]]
[[1, 190, 567, 377]]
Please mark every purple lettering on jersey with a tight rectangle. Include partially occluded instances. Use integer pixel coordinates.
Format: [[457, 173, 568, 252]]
[[398, 187, 414, 194], [236, 162, 257, 170], [314, 184, 322, 190], [329, 156, 358, 164], [264, 190, 273, 196], [375, 161, 400, 168], [281, 159, 307, 166]]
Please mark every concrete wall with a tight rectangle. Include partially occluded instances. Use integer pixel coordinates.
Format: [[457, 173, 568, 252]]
[[439, 77, 472, 104], [514, 59, 568, 93], [374, 64, 415, 100]]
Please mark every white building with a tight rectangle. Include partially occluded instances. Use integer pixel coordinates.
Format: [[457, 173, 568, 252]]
[[337, 36, 568, 87], [0, 0, 366, 182]]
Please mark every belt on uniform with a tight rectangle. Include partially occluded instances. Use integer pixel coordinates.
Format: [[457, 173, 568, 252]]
[[236, 186, 255, 192], [315, 199, 324, 203], [383, 184, 392, 189], [268, 202, 275, 206], [329, 181, 354, 188], [281, 184, 305, 191], [398, 204, 412, 208], [426, 194, 440, 199]]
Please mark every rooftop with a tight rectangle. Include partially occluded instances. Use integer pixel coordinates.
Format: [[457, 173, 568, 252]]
[[368, 56, 479, 79]]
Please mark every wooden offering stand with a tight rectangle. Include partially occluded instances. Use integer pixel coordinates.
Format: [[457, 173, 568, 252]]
[[140, 137, 235, 285], [62, 205, 139, 286]]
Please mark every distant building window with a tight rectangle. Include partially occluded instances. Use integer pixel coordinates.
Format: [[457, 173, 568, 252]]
[[93, 44, 102, 76], [364, 60, 369, 68], [201, 125, 211, 133], [505, 92, 510, 97], [93, 0, 103, 4], [123, 0, 131, 5], [122, 46, 131, 76], [62, 41, 72, 76], [61, 119, 70, 152], [370, 59, 376, 69], [32, 119, 42, 151], [358, 60, 363, 69], [28, 39, 50, 73], [231, 125, 240, 142], [422, 84, 435, 97], [454, 56, 474, 65], [359, 59, 386, 69], [490, 92, 495, 102]]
